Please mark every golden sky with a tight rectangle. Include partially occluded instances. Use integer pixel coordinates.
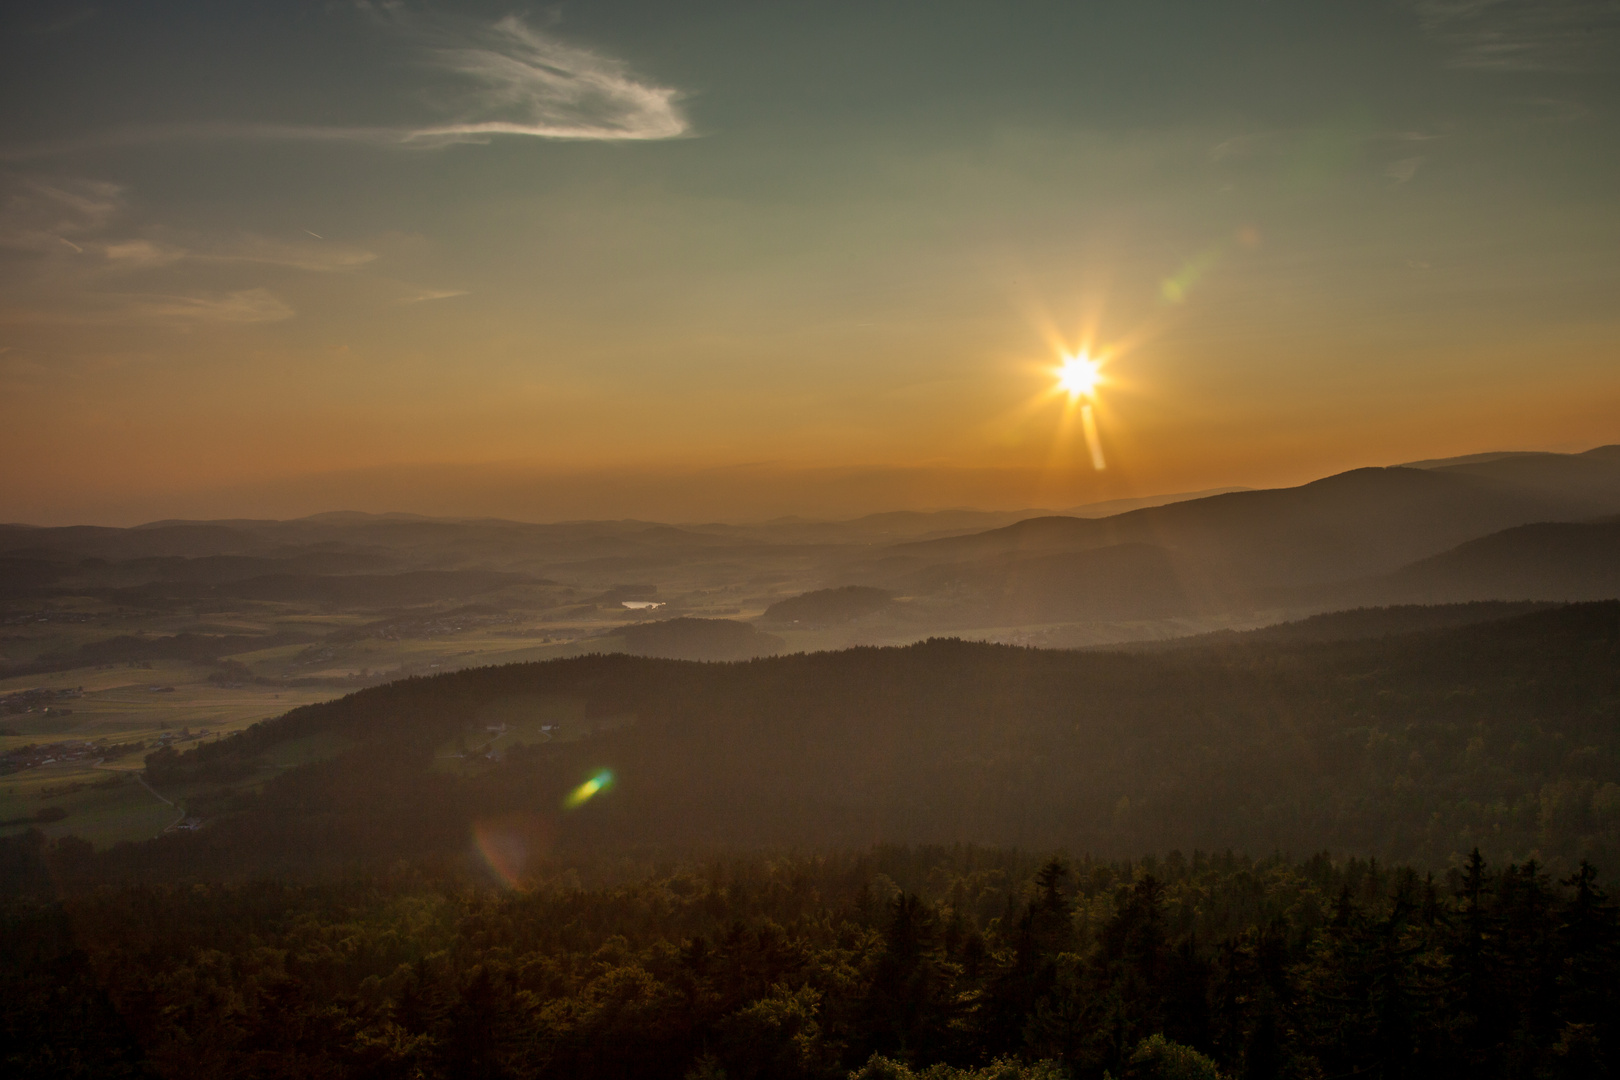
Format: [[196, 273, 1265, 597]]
[[3, 1, 1618, 524]]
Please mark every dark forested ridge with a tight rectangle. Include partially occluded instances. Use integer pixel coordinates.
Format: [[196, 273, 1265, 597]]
[[4, 847, 1617, 1079], [12, 602, 1615, 886], [619, 617, 786, 661], [761, 586, 898, 626]]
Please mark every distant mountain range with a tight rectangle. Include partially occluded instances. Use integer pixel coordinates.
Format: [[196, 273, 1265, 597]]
[[4, 445, 1618, 649], [844, 445, 1620, 629]]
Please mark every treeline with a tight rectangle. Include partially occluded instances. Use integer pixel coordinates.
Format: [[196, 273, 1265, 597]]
[[2, 847, 1616, 1079], [101, 603, 1620, 883]]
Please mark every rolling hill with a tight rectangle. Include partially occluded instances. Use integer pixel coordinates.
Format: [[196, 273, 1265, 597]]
[[59, 601, 1620, 886], [892, 447, 1620, 588], [1367, 520, 1620, 603]]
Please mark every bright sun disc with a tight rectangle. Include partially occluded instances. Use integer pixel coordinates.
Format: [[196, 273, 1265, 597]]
[[1056, 353, 1101, 398]]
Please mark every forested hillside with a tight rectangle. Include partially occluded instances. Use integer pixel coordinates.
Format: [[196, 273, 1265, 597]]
[[4, 847, 1615, 1079], [15, 602, 1613, 885]]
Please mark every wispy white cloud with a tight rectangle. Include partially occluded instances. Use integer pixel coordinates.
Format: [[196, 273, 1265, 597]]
[[0, 173, 371, 329], [184, 234, 376, 273], [102, 238, 183, 268], [1415, 0, 1620, 72], [1384, 157, 1423, 184], [1208, 131, 1285, 163], [396, 287, 469, 304], [405, 14, 688, 144], [127, 289, 294, 324], [0, 288, 294, 327], [0, 14, 688, 161], [96, 234, 373, 273], [1207, 129, 1445, 185], [1, 173, 375, 272], [0, 177, 122, 251]]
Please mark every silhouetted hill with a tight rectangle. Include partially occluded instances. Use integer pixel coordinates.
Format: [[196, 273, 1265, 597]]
[[898, 458, 1620, 589], [1123, 602, 1554, 650], [0, 557, 70, 598], [761, 586, 897, 624], [1425, 444, 1620, 502], [111, 551, 390, 583], [1372, 521, 1620, 602], [85, 602, 1620, 881], [900, 543, 1198, 625], [123, 569, 537, 606], [0, 522, 281, 560], [617, 617, 784, 661]]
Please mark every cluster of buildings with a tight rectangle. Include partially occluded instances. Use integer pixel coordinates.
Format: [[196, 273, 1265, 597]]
[[2, 685, 83, 715], [0, 738, 141, 774]]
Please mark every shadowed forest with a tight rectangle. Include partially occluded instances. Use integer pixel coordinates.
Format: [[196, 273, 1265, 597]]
[[5, 846, 1616, 1079]]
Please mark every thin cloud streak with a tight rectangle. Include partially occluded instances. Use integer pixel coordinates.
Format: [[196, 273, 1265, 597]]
[[397, 287, 469, 304], [0, 174, 370, 329], [1415, 0, 1620, 72], [124, 289, 294, 325], [0, 15, 688, 162], [183, 235, 376, 274], [0, 288, 294, 327], [0, 177, 121, 248], [2, 176, 374, 272], [1385, 157, 1423, 185]]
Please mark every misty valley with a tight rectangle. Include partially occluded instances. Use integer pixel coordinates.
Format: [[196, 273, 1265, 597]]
[[4, 448, 1620, 1078]]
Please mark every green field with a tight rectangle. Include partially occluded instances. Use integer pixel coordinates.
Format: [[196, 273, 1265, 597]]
[[1, 660, 338, 754], [0, 763, 180, 844], [1, 659, 346, 846]]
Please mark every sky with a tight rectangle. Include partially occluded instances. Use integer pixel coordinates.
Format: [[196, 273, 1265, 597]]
[[2, 0, 1618, 525]]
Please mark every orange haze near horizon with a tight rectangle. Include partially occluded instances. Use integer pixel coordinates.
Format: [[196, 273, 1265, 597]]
[[3, 3, 1618, 525]]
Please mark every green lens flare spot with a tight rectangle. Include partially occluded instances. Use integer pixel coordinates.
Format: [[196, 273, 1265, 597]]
[[564, 769, 615, 809]]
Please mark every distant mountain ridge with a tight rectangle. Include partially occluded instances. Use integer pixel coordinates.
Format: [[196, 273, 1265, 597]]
[[850, 446, 1620, 629], [1366, 521, 1620, 603], [5, 444, 1618, 645]]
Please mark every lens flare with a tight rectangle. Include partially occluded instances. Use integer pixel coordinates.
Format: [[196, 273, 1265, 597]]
[[564, 768, 614, 809], [472, 813, 554, 889], [1160, 248, 1221, 304]]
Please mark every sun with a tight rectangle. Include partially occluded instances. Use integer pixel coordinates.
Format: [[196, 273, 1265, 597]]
[[1055, 351, 1102, 399]]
